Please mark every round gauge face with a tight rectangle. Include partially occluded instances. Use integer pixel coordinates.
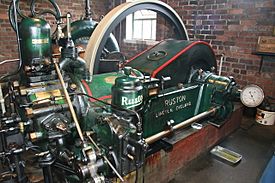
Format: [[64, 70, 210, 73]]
[[240, 84, 264, 107]]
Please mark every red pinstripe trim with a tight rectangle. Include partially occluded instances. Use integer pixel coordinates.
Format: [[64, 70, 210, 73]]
[[81, 80, 112, 102], [81, 80, 93, 102], [97, 95, 112, 101], [125, 40, 165, 64], [151, 41, 213, 78]]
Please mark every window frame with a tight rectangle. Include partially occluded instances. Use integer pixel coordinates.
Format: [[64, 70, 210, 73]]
[[125, 1, 157, 41]]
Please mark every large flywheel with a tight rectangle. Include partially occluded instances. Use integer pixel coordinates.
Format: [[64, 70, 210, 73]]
[[84, 0, 189, 75]]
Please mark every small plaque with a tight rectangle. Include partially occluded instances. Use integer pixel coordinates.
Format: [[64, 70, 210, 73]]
[[256, 36, 275, 53]]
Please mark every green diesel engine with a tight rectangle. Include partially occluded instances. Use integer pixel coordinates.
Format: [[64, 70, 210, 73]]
[[0, 1, 242, 183]]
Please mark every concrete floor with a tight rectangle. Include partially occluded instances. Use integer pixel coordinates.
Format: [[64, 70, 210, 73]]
[[169, 117, 275, 183]]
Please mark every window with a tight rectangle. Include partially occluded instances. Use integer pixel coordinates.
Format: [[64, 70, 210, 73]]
[[125, 0, 157, 41]]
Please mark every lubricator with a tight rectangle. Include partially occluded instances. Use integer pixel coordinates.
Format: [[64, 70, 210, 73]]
[[19, 18, 52, 70], [112, 67, 145, 111]]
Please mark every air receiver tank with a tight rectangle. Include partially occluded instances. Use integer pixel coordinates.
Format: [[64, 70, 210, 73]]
[[19, 18, 51, 69], [112, 67, 144, 111]]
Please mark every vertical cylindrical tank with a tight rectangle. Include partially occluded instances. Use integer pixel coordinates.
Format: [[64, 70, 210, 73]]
[[19, 18, 51, 68], [112, 67, 144, 111]]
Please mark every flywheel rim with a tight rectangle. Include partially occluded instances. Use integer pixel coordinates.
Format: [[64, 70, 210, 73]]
[[84, 0, 189, 75]]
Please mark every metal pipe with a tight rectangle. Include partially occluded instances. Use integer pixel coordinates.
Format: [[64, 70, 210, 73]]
[[39, 154, 54, 183], [0, 84, 5, 114], [0, 58, 19, 65], [85, 0, 92, 19], [0, 0, 22, 82], [12, 0, 22, 68], [66, 13, 72, 39], [14, 153, 27, 183], [87, 134, 124, 182], [54, 61, 84, 142], [145, 107, 218, 144], [29, 104, 69, 116], [30, 0, 62, 19], [42, 166, 54, 183], [218, 53, 225, 76]]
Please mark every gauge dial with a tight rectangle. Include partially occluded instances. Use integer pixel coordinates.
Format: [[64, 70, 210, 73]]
[[240, 84, 264, 107]]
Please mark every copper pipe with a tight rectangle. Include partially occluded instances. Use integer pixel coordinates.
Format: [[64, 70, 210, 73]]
[[145, 107, 218, 144]]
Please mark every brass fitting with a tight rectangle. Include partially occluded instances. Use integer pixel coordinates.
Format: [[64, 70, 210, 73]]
[[25, 108, 33, 116], [70, 83, 78, 91]]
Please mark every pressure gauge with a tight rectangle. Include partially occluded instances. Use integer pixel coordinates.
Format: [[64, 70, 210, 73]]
[[240, 84, 264, 107]]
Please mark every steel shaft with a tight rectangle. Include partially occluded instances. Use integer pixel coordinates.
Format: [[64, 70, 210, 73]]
[[145, 107, 217, 144]]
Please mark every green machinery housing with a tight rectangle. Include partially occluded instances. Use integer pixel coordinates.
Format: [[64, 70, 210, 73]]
[[79, 40, 239, 142], [0, 1, 241, 183]]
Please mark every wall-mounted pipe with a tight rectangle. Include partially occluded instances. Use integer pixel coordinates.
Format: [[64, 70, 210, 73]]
[[1, 0, 23, 82]]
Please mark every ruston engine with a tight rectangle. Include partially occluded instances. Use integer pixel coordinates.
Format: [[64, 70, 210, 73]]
[[0, 1, 242, 183]]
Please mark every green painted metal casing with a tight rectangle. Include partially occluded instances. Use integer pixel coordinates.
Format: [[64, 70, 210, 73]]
[[142, 84, 201, 137], [205, 73, 235, 121], [67, 19, 120, 52], [19, 18, 51, 67], [112, 67, 145, 110], [78, 73, 233, 138], [127, 40, 217, 87], [70, 19, 97, 46], [80, 72, 122, 101], [74, 39, 239, 144], [140, 76, 232, 137]]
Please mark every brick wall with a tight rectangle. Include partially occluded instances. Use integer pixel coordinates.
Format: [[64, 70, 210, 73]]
[[194, 0, 275, 98], [163, 0, 275, 97], [0, 0, 108, 74], [115, 0, 275, 98], [1, 0, 275, 97]]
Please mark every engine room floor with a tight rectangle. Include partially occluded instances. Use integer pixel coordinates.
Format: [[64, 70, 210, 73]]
[[169, 116, 275, 183]]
